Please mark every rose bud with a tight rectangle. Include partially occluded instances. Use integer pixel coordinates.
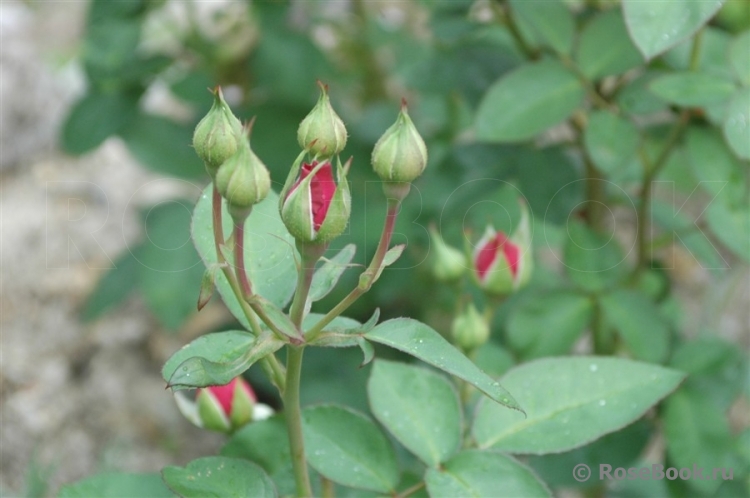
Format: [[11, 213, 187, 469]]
[[215, 123, 271, 222], [428, 224, 466, 283], [193, 87, 244, 178], [371, 99, 428, 187], [195, 377, 257, 433], [452, 302, 490, 352], [472, 205, 532, 296], [297, 81, 347, 158], [280, 157, 351, 243]]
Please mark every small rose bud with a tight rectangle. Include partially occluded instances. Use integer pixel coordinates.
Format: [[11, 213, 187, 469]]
[[472, 205, 533, 295], [371, 99, 428, 185], [452, 302, 490, 352], [193, 87, 244, 178], [196, 377, 257, 433], [297, 82, 347, 158], [428, 225, 466, 282], [280, 158, 351, 243], [215, 124, 271, 222]]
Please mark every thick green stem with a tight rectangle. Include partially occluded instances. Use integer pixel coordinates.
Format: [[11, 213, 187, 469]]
[[284, 346, 312, 497], [305, 199, 401, 340], [289, 242, 328, 328]]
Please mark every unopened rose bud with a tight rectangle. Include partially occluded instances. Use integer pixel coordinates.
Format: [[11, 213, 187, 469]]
[[428, 225, 466, 282], [297, 82, 347, 158], [371, 100, 428, 187], [472, 204, 532, 296], [196, 377, 257, 433], [193, 87, 244, 178], [215, 123, 271, 222], [452, 302, 490, 352], [280, 158, 351, 243]]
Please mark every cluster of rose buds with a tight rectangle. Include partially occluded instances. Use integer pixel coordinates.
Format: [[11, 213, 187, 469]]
[[174, 376, 273, 434], [193, 89, 271, 222]]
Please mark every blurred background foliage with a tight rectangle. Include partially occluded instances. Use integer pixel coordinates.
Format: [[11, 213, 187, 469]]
[[65, 0, 749, 496]]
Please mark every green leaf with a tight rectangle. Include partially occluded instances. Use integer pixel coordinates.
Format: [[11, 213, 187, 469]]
[[365, 318, 521, 412], [510, 0, 575, 55], [425, 450, 550, 498], [221, 416, 295, 497], [309, 244, 355, 303], [120, 113, 205, 179], [192, 186, 297, 330], [576, 10, 644, 79], [616, 70, 670, 115], [564, 222, 627, 292], [729, 30, 750, 84], [302, 405, 399, 494], [162, 330, 284, 390], [649, 72, 737, 107], [61, 92, 138, 154], [584, 111, 640, 176], [600, 290, 670, 363], [81, 249, 140, 321], [474, 342, 515, 378], [723, 87, 750, 159], [476, 60, 584, 142], [367, 360, 461, 467], [507, 291, 594, 359], [662, 388, 735, 494], [472, 357, 685, 454], [529, 420, 651, 488], [685, 126, 746, 205], [162, 456, 276, 498], [138, 200, 205, 330], [58, 473, 175, 498], [706, 198, 750, 262], [622, 0, 725, 60]]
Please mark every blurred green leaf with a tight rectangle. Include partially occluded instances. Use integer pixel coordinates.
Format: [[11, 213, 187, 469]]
[[368, 360, 461, 467], [474, 342, 515, 378], [506, 290, 594, 359], [564, 222, 627, 292], [81, 249, 140, 321], [59, 473, 175, 498], [663, 27, 734, 79], [425, 450, 550, 497], [706, 198, 750, 261], [616, 70, 669, 115], [723, 87, 750, 158], [120, 114, 205, 179], [649, 72, 737, 107], [138, 200, 204, 330], [473, 357, 685, 454], [729, 30, 750, 84], [510, 0, 575, 55], [584, 111, 640, 176], [685, 126, 747, 205], [221, 415, 295, 497], [476, 60, 584, 142], [61, 92, 139, 154], [309, 245, 356, 304], [365, 318, 521, 411], [576, 10, 644, 79], [162, 457, 275, 498], [302, 405, 399, 494], [600, 289, 671, 363], [622, 0, 724, 60]]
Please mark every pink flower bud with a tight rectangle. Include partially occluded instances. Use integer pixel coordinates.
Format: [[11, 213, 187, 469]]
[[195, 377, 257, 433]]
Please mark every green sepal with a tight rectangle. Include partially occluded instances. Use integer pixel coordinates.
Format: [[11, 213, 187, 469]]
[[473, 226, 514, 296], [197, 389, 232, 433], [229, 381, 255, 429], [279, 149, 309, 212]]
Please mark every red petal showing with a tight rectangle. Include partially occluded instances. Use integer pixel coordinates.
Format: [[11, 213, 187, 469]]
[[475, 232, 507, 280], [287, 162, 337, 231], [503, 240, 520, 277], [205, 378, 238, 416]]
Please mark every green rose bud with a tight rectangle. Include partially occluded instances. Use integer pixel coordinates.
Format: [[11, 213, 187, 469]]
[[193, 87, 244, 177], [451, 302, 490, 352], [428, 224, 466, 282], [280, 156, 351, 243], [215, 122, 271, 222], [297, 81, 347, 158], [371, 99, 428, 185]]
